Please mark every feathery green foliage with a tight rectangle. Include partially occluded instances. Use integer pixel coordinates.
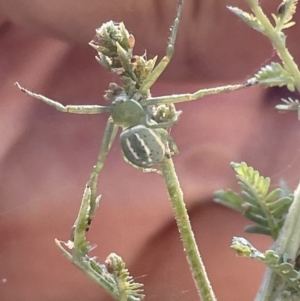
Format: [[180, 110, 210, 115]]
[[227, 6, 264, 33], [214, 162, 293, 240], [231, 237, 300, 296], [255, 62, 296, 91], [229, 0, 300, 113]]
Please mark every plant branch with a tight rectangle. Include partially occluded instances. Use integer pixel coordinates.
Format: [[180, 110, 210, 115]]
[[255, 182, 300, 301], [246, 0, 300, 91], [160, 158, 216, 301]]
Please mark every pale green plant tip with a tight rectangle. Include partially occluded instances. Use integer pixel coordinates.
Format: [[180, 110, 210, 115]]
[[232, 237, 300, 294], [231, 237, 300, 292], [215, 162, 293, 240], [230, 0, 300, 99], [274, 0, 298, 31], [227, 6, 264, 33], [231, 236, 256, 257]]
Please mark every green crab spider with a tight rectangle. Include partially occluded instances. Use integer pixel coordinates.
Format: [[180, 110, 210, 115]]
[[15, 0, 252, 171]]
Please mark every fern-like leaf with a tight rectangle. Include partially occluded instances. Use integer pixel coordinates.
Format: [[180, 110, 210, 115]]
[[231, 237, 300, 293], [227, 6, 265, 33], [214, 162, 293, 240], [255, 62, 296, 91]]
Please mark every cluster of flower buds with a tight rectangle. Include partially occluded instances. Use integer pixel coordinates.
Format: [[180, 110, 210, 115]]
[[89, 21, 135, 71], [89, 21, 157, 96]]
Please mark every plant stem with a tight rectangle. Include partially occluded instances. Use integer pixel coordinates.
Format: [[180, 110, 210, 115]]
[[276, 182, 300, 261], [55, 239, 120, 300], [255, 182, 300, 301], [246, 0, 300, 91], [160, 158, 216, 301]]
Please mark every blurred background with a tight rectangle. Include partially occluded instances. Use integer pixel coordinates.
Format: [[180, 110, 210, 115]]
[[1, 0, 300, 300]]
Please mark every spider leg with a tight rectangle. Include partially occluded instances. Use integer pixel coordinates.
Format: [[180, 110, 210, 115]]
[[155, 128, 179, 156], [71, 117, 119, 240], [146, 119, 179, 129], [143, 80, 257, 106], [139, 0, 183, 94], [89, 117, 119, 206], [15, 82, 112, 114]]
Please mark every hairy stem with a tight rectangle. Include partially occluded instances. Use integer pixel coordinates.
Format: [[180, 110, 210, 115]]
[[255, 182, 300, 301], [246, 0, 300, 92], [160, 158, 216, 301]]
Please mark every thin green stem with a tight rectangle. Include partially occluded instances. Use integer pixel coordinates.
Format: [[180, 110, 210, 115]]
[[276, 183, 300, 261], [252, 192, 279, 240], [255, 183, 300, 301], [160, 158, 216, 301], [55, 239, 120, 300], [246, 0, 300, 91]]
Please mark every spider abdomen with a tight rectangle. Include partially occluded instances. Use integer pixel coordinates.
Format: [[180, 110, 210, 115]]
[[120, 125, 166, 168]]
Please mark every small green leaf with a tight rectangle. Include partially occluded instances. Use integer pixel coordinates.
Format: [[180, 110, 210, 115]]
[[268, 196, 293, 217], [282, 21, 296, 29], [244, 211, 268, 226], [241, 191, 258, 206], [213, 190, 244, 212], [276, 98, 300, 112], [232, 162, 270, 199], [244, 225, 272, 236], [230, 237, 300, 291], [271, 13, 279, 24], [264, 188, 282, 204], [227, 6, 265, 33], [255, 62, 295, 90], [242, 202, 265, 216]]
